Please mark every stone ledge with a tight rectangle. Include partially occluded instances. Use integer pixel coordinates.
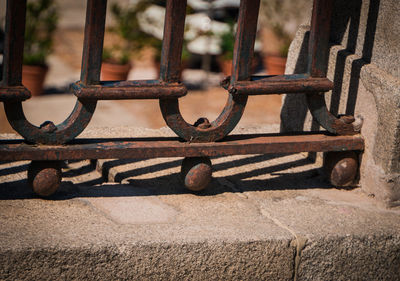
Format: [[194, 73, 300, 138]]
[[1, 127, 400, 280]]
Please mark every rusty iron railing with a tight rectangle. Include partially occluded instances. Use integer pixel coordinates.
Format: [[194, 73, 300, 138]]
[[0, 0, 364, 196]]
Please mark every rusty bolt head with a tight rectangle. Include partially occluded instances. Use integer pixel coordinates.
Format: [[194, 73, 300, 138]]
[[28, 161, 62, 197], [181, 157, 212, 191], [324, 152, 358, 187], [220, 76, 231, 89], [39, 121, 57, 133], [228, 87, 238, 95], [193, 118, 211, 129], [338, 115, 356, 124]]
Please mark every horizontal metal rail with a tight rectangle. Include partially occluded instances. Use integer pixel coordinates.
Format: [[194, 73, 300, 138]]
[[222, 74, 334, 95], [72, 80, 187, 100], [0, 133, 364, 161], [0, 86, 31, 101]]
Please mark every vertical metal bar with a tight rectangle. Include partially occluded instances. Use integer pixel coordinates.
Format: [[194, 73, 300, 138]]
[[231, 0, 260, 83], [305, 0, 357, 135], [308, 0, 334, 77], [80, 0, 107, 85], [160, 0, 187, 82], [2, 0, 26, 86]]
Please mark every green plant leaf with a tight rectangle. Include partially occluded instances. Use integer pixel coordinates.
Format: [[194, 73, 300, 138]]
[[23, 0, 58, 66]]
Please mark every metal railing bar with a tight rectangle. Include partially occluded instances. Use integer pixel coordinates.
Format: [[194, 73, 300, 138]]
[[159, 0, 187, 83], [1, 0, 26, 87], [231, 0, 261, 83], [0, 133, 364, 161], [80, 0, 108, 85]]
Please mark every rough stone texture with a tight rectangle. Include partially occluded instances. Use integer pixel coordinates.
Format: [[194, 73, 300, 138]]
[[298, 235, 400, 281], [281, 0, 400, 207], [0, 197, 294, 281], [1, 127, 400, 280], [329, 0, 400, 78], [248, 189, 400, 280]]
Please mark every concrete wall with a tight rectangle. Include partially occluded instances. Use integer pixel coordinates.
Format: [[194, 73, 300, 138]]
[[281, 0, 400, 207]]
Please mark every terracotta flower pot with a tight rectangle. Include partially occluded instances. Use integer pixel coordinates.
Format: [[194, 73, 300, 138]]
[[22, 65, 48, 96], [154, 61, 161, 78], [218, 57, 258, 77], [218, 58, 233, 77], [101, 62, 131, 81], [263, 54, 287, 75]]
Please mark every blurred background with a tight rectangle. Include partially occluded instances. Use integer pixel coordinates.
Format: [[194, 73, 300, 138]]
[[0, 0, 312, 134]]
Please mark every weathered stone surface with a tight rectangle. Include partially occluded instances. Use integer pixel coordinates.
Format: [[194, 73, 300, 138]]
[[0, 241, 293, 281], [281, 25, 313, 133], [330, 0, 400, 79], [248, 188, 400, 280], [2, 127, 400, 280], [298, 235, 400, 281], [0, 184, 295, 281]]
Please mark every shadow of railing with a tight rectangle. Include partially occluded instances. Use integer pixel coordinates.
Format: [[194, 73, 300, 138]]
[[281, 0, 380, 133], [0, 151, 334, 200]]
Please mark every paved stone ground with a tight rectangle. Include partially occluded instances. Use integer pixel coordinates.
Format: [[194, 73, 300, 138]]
[[1, 127, 400, 280]]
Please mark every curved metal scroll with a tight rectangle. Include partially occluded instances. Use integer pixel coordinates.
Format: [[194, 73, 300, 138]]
[[1, 0, 106, 144], [159, 0, 259, 142], [4, 100, 96, 144], [160, 95, 247, 142]]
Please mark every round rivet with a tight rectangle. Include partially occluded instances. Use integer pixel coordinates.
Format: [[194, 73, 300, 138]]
[[28, 161, 62, 197], [324, 152, 358, 187], [181, 157, 212, 191]]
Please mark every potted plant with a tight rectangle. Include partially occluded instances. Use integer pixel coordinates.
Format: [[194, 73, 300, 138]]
[[217, 22, 235, 76], [101, 2, 150, 81], [260, 0, 311, 75], [23, 0, 58, 96], [262, 24, 291, 75], [217, 22, 257, 77]]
